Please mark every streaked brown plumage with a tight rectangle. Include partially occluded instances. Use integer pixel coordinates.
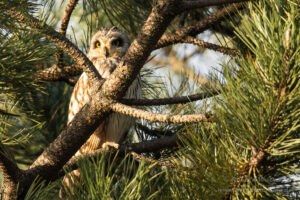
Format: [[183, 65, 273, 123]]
[[59, 27, 141, 198]]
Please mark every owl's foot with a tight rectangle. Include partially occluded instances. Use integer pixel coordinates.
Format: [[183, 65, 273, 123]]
[[102, 142, 119, 151]]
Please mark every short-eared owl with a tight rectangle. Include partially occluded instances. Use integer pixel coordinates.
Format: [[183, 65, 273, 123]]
[[60, 27, 141, 198]]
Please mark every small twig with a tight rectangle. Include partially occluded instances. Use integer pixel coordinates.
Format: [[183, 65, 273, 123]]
[[120, 90, 219, 106], [111, 102, 213, 123], [172, 36, 240, 56], [248, 52, 271, 84], [131, 152, 176, 168], [156, 3, 245, 49]]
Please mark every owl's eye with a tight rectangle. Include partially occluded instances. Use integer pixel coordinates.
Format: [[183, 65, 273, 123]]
[[95, 41, 101, 48], [112, 38, 123, 47]]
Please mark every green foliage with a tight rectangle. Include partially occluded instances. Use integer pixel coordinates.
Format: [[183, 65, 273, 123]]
[[60, 153, 167, 200], [168, 0, 299, 199], [0, 1, 72, 169]]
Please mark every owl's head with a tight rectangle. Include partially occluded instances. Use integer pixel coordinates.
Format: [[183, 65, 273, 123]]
[[88, 27, 130, 59]]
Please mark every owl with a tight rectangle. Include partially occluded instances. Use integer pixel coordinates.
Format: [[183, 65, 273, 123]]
[[59, 27, 141, 198]]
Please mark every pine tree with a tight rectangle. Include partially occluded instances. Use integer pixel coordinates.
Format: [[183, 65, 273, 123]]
[[0, 0, 298, 199]]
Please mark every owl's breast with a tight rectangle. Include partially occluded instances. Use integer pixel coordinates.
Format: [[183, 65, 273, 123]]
[[90, 57, 119, 78]]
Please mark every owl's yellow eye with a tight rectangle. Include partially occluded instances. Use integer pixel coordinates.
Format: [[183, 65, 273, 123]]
[[95, 41, 101, 48], [112, 38, 123, 47]]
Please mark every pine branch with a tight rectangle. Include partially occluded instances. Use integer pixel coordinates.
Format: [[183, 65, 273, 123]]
[[120, 90, 219, 106], [35, 64, 82, 85], [5, 7, 102, 84], [111, 102, 213, 123], [160, 36, 241, 56], [183, 0, 249, 10], [156, 2, 245, 49]]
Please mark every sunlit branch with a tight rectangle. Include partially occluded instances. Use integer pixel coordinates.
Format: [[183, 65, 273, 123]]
[[36, 64, 82, 85], [111, 102, 213, 123]]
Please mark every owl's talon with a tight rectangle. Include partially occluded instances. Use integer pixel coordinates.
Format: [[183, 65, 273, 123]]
[[102, 142, 119, 150]]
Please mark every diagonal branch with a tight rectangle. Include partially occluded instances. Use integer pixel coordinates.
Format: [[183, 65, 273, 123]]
[[156, 2, 245, 49], [111, 102, 213, 123], [120, 90, 219, 106]]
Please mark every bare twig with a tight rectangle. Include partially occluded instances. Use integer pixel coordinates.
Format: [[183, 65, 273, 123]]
[[111, 102, 213, 123], [59, 0, 79, 35], [120, 90, 219, 106], [56, 0, 79, 71], [156, 3, 245, 49], [171, 36, 240, 56]]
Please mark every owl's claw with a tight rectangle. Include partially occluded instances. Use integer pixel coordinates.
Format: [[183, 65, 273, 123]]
[[102, 142, 119, 150]]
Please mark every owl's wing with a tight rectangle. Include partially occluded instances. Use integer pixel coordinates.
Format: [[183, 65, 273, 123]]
[[68, 72, 91, 123]]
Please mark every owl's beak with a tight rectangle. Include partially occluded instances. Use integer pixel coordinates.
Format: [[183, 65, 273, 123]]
[[104, 47, 109, 57]]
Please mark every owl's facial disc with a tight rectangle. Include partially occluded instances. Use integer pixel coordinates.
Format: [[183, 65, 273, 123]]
[[88, 28, 130, 60], [92, 37, 124, 58]]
